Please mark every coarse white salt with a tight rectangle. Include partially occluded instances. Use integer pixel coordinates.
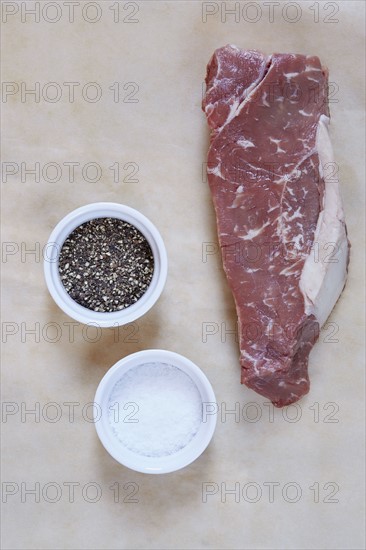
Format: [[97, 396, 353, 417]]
[[108, 362, 202, 457]]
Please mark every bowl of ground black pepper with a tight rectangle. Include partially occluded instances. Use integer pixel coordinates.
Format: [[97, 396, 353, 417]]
[[44, 203, 167, 327]]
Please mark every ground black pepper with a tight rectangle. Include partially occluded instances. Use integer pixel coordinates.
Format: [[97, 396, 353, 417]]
[[58, 217, 154, 312]]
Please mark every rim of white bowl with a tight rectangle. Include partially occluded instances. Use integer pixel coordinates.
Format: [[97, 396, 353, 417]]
[[94, 350, 217, 474], [43, 203, 168, 327]]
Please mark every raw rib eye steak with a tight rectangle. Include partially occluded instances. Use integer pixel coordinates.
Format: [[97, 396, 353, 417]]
[[202, 46, 349, 407]]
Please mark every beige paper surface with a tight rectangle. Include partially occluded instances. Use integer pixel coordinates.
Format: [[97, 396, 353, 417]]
[[1, 1, 365, 549]]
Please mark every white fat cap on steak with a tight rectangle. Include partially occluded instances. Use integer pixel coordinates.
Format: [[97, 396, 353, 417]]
[[299, 115, 349, 327]]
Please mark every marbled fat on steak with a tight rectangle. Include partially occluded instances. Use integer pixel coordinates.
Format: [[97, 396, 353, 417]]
[[202, 45, 350, 407]]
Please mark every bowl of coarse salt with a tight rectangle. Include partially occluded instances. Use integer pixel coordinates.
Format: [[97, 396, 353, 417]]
[[43, 202, 167, 327], [94, 350, 217, 474]]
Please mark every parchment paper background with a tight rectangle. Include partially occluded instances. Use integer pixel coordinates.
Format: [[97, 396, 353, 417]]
[[1, 1, 365, 549]]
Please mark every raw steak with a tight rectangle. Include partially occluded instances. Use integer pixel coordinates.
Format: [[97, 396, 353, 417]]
[[202, 45, 350, 407]]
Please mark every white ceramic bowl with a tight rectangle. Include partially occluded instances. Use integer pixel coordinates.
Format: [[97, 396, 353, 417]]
[[94, 350, 217, 474], [43, 203, 167, 327]]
